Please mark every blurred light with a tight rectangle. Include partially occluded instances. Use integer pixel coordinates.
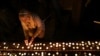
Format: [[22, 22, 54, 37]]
[[72, 43, 75, 45], [41, 52, 44, 56], [76, 46, 79, 49], [53, 43, 55, 46], [62, 47, 65, 50], [24, 53, 26, 55], [48, 53, 51, 55], [73, 46, 75, 49], [3, 52, 6, 55], [90, 47, 93, 50], [21, 46, 24, 49], [50, 45, 53, 48], [75, 53, 78, 56], [82, 44, 84, 46], [16, 46, 19, 48], [13, 43, 16, 45], [34, 47, 36, 49], [46, 47, 49, 49], [68, 45, 71, 47], [82, 47, 85, 50], [88, 53, 92, 56], [98, 42, 100, 45], [43, 43, 46, 46], [62, 42, 65, 45], [81, 41, 84, 43], [56, 52, 59, 55], [3, 42, 6, 45], [31, 45, 33, 47], [52, 54, 55, 56], [76, 43, 79, 45], [17, 43, 20, 46], [35, 52, 38, 54], [49, 42, 52, 45], [66, 43, 68, 46], [39, 47, 42, 50], [27, 46, 30, 49], [31, 53, 34, 56], [96, 46, 100, 50], [69, 42, 71, 45], [19, 52, 21, 55], [95, 41, 98, 44], [59, 44, 61, 47], [65, 54, 68, 56], [39, 43, 42, 45], [7, 53, 10, 55]]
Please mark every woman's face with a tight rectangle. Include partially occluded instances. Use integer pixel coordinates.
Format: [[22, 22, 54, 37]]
[[19, 14, 32, 22]]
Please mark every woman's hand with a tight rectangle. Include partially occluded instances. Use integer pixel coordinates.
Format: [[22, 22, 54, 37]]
[[29, 37, 35, 46], [24, 40, 29, 46]]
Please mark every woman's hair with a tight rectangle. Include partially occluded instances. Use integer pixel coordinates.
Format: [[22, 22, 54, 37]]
[[19, 9, 33, 17]]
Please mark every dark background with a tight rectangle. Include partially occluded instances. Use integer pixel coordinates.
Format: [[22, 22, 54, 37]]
[[0, 0, 100, 42]]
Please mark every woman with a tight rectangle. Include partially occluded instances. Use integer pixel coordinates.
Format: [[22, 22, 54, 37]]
[[19, 10, 45, 46]]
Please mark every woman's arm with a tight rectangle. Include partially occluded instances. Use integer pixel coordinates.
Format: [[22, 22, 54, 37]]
[[32, 16, 45, 38], [29, 16, 45, 45]]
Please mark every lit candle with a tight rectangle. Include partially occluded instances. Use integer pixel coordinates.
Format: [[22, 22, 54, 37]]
[[82, 47, 85, 50], [39, 47, 42, 50], [24, 53, 26, 55], [27, 46, 30, 49], [16, 46, 19, 48], [62, 42, 65, 45], [76, 43, 79, 45], [76, 46, 79, 49], [88, 53, 92, 56], [56, 52, 59, 55], [31, 44, 33, 47], [69, 42, 71, 45], [21, 46, 24, 49], [75, 53, 78, 56], [13, 43, 16, 45], [59, 44, 61, 47], [65, 54, 68, 56], [3, 52, 6, 55], [66, 43, 68, 46], [90, 47, 93, 50], [52, 54, 55, 56], [98, 42, 100, 46], [68, 45, 71, 47], [41, 52, 44, 56], [96, 46, 100, 50], [72, 46, 75, 49], [81, 41, 84, 44], [82, 44, 84, 46], [31, 53, 34, 56], [62, 47, 66, 50], [95, 41, 98, 44], [3, 42, 6, 45], [72, 43, 75, 45], [34, 47, 36, 49], [88, 41, 91, 45], [7, 53, 10, 55], [19, 52, 21, 55], [49, 42, 52, 45], [48, 53, 51, 56], [39, 43, 42, 45], [17, 43, 20, 46], [35, 52, 38, 54], [50, 45, 53, 48], [43, 43, 46, 46], [46, 47, 49, 49]]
